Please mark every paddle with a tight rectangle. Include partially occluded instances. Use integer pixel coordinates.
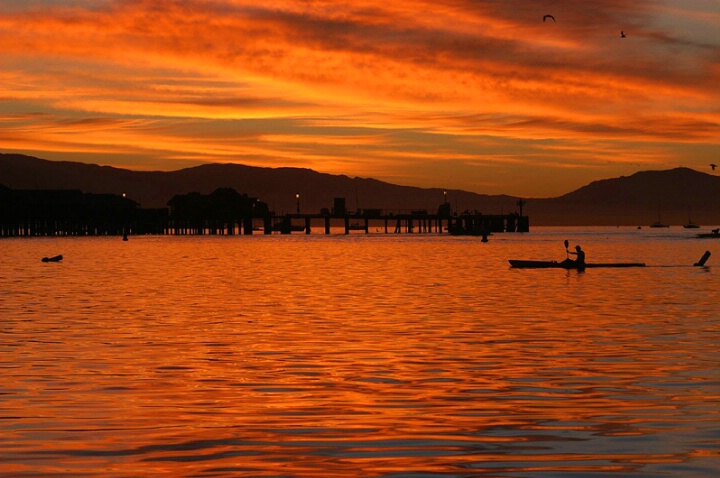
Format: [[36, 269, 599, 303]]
[[564, 239, 569, 258]]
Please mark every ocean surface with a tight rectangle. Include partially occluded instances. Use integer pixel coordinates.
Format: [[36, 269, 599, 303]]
[[2, 227, 719, 477]]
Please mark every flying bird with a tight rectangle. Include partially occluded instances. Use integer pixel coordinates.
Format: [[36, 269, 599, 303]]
[[543, 14, 555, 22], [711, 164, 717, 170], [621, 31, 626, 38]]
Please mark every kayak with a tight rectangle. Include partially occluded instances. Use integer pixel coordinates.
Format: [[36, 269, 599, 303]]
[[509, 259, 645, 269]]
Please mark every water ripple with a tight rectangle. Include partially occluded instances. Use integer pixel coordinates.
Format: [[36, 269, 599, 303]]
[[1, 232, 719, 476]]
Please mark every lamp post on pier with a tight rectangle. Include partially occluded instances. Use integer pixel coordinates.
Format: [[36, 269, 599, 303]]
[[295, 193, 300, 215], [121, 192, 129, 241]]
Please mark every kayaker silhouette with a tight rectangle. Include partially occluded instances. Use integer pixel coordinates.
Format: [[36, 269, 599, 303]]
[[569, 245, 586, 268]]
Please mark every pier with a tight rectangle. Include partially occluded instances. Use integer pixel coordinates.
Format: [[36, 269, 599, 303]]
[[238, 211, 526, 236], [0, 186, 529, 237]]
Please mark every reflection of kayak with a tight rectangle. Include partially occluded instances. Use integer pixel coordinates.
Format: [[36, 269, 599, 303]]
[[41, 254, 63, 262], [509, 259, 645, 269]]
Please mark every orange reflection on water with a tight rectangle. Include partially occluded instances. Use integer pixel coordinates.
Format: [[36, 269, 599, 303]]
[[1, 232, 718, 476]]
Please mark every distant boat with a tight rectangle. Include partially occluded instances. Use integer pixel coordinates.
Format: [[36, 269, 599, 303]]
[[697, 228, 720, 239], [651, 201, 669, 227], [684, 206, 699, 228]]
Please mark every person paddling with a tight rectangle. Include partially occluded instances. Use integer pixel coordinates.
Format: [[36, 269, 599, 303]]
[[569, 245, 586, 268]]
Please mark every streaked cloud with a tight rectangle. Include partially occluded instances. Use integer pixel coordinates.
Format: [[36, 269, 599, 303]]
[[0, 0, 718, 197]]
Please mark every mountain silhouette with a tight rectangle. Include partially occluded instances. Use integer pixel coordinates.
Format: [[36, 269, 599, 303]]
[[1, 153, 719, 226], [546, 168, 720, 225]]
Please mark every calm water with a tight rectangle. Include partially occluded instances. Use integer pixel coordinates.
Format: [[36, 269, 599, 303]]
[[2, 227, 719, 477]]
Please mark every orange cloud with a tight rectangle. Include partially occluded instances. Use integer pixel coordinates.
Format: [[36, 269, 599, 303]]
[[0, 0, 718, 196]]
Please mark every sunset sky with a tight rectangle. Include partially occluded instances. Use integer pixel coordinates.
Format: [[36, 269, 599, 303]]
[[1, 0, 718, 197]]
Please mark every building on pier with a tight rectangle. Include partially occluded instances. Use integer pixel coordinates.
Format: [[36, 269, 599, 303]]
[[0, 185, 142, 237], [167, 188, 269, 235]]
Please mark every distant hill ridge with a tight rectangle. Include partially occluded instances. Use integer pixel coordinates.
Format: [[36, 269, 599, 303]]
[[2, 153, 719, 226]]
